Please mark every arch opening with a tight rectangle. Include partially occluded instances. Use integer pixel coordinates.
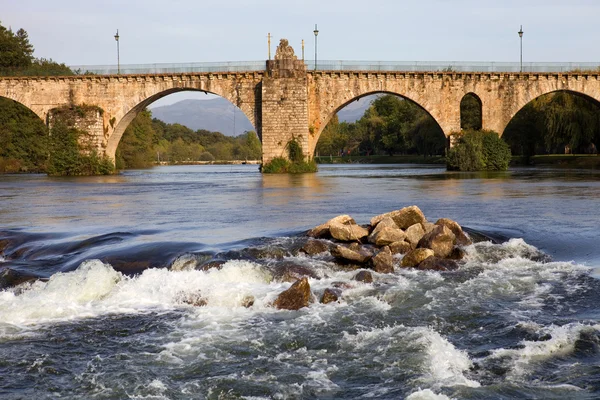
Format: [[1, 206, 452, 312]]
[[460, 93, 482, 131], [315, 92, 446, 161], [112, 89, 260, 169], [503, 90, 600, 158], [0, 96, 48, 173]]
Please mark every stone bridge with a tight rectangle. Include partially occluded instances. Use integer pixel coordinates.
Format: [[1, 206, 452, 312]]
[[1, 39, 600, 164]]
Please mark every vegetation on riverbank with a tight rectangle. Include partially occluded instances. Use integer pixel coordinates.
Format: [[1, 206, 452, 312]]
[[262, 138, 318, 173], [447, 129, 512, 171]]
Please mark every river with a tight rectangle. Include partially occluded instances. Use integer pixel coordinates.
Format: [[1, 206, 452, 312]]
[[1, 164, 600, 399]]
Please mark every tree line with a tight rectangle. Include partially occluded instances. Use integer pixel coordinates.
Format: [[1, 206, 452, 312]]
[[116, 110, 262, 169]]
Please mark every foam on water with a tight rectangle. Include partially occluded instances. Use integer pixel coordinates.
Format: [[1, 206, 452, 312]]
[[488, 322, 600, 379], [406, 389, 452, 400]]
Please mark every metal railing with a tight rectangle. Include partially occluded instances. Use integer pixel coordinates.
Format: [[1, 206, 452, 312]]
[[68, 60, 600, 75]]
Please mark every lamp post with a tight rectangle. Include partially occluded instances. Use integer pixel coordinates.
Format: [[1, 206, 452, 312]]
[[518, 25, 523, 73], [313, 24, 319, 71], [114, 29, 120, 74]]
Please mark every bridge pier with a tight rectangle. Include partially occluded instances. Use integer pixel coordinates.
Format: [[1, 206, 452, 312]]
[[261, 40, 311, 164]]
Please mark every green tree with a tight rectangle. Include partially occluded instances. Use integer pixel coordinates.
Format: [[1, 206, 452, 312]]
[[447, 130, 511, 171]]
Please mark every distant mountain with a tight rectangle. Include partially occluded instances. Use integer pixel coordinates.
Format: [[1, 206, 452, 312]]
[[148, 94, 379, 134], [149, 98, 254, 136]]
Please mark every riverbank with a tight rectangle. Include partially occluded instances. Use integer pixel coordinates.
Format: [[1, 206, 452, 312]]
[[512, 154, 600, 168], [315, 155, 446, 164]]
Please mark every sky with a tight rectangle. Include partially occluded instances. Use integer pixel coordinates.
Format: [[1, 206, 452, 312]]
[[2, 0, 599, 66], [2, 0, 598, 107]]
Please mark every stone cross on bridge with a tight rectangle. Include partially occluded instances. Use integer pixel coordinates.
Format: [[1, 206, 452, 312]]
[[1, 40, 600, 165]]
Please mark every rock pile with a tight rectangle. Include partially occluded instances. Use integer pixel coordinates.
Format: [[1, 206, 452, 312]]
[[270, 205, 472, 311]]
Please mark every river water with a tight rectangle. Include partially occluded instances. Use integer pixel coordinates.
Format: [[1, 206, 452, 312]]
[[1, 164, 600, 399]]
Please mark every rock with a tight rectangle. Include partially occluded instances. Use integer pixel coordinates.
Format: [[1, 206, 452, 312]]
[[371, 205, 427, 230], [272, 261, 319, 283], [331, 244, 371, 264], [401, 248, 435, 268], [371, 246, 394, 273], [368, 217, 398, 239], [369, 226, 406, 247], [329, 221, 369, 242], [300, 239, 330, 255], [179, 292, 208, 307], [422, 222, 436, 234], [448, 247, 467, 260], [417, 256, 459, 271], [320, 288, 341, 304], [307, 215, 355, 238], [389, 240, 412, 254], [241, 295, 255, 308], [0, 268, 39, 290], [417, 225, 456, 258], [353, 270, 373, 283], [435, 218, 472, 246], [273, 277, 312, 310], [170, 253, 213, 271], [405, 223, 425, 247], [199, 259, 227, 272]]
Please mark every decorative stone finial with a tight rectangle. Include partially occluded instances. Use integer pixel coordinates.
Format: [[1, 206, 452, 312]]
[[274, 39, 297, 61]]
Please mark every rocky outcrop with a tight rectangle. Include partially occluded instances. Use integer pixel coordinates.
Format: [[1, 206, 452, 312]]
[[405, 223, 425, 248], [273, 277, 312, 310], [301, 239, 330, 255], [331, 244, 371, 264], [435, 218, 472, 246], [369, 226, 406, 247], [417, 256, 459, 271], [272, 261, 319, 282], [389, 240, 412, 254]]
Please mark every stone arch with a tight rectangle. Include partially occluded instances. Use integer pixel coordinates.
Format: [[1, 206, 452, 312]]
[[460, 92, 482, 130], [105, 87, 257, 161], [311, 90, 445, 157], [502, 89, 600, 154], [0, 95, 46, 124]]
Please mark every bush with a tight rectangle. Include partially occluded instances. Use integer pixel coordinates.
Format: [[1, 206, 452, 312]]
[[199, 151, 215, 162], [447, 129, 511, 171], [261, 138, 318, 174], [47, 122, 114, 176]]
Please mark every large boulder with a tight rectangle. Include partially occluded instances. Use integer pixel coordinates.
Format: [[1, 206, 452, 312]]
[[417, 225, 456, 258], [371, 206, 427, 230], [331, 244, 371, 264], [273, 277, 312, 310], [329, 221, 369, 242], [435, 218, 472, 246], [320, 288, 341, 304], [307, 215, 355, 238], [401, 248, 435, 268], [417, 256, 459, 271], [389, 240, 412, 254], [369, 226, 406, 247], [371, 246, 394, 273], [405, 223, 425, 248], [300, 239, 330, 256], [369, 217, 398, 237]]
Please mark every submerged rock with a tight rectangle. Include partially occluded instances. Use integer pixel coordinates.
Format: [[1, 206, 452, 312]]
[[0, 268, 39, 290], [371, 246, 394, 273], [401, 248, 435, 268], [271, 261, 320, 282], [417, 225, 456, 258], [320, 288, 341, 304], [417, 256, 459, 271], [300, 239, 330, 256], [353, 270, 373, 283], [273, 277, 312, 310]]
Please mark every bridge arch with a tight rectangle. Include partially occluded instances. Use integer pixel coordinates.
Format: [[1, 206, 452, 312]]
[[105, 84, 259, 161], [460, 92, 482, 131], [0, 94, 46, 124], [503, 89, 600, 155], [310, 90, 445, 157]]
